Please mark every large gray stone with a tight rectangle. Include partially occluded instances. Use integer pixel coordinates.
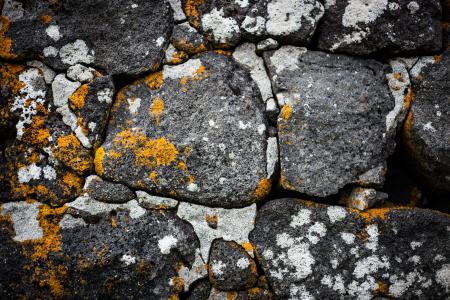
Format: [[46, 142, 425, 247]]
[[97, 52, 270, 207], [403, 51, 450, 192], [317, 0, 442, 56], [263, 47, 394, 197], [0, 0, 173, 76], [0, 200, 201, 299], [182, 0, 324, 47], [250, 198, 450, 299]]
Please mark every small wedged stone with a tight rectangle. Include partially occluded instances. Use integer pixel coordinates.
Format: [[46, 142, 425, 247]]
[[182, 0, 324, 47], [0, 0, 173, 76], [97, 52, 270, 207], [317, 0, 442, 56], [208, 239, 258, 291], [339, 187, 388, 210], [403, 51, 450, 192], [188, 278, 211, 300], [263, 47, 394, 197], [0, 201, 202, 299], [250, 198, 450, 299], [171, 22, 208, 55], [83, 175, 135, 204], [136, 190, 179, 210]]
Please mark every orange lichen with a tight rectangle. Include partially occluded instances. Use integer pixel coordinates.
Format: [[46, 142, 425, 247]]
[[135, 138, 178, 167], [69, 84, 89, 110], [111, 216, 117, 228], [170, 276, 185, 293], [173, 40, 207, 56], [149, 97, 165, 125], [108, 149, 121, 159], [254, 178, 271, 200], [434, 54, 442, 64], [184, 0, 204, 28], [404, 88, 415, 111], [24, 204, 67, 298], [352, 207, 393, 222], [170, 50, 189, 64], [393, 72, 402, 80], [179, 65, 208, 92], [279, 173, 296, 191], [280, 104, 293, 121], [0, 16, 16, 59], [177, 161, 187, 170], [205, 213, 218, 228], [214, 49, 232, 56], [148, 170, 158, 182], [227, 291, 237, 300], [144, 71, 164, 90], [53, 134, 93, 174], [94, 146, 105, 176], [376, 281, 389, 295], [241, 242, 254, 253], [40, 15, 52, 24], [403, 111, 414, 144]]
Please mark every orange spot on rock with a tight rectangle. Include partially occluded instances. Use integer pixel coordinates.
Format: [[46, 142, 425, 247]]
[[280, 104, 293, 121], [0, 16, 16, 59], [69, 84, 89, 110], [149, 96, 165, 125], [40, 15, 52, 24], [94, 146, 105, 176]]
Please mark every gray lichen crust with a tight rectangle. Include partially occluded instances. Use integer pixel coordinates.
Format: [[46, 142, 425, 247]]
[[250, 198, 450, 299]]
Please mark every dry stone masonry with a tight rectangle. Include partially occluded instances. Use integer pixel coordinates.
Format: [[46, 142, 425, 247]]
[[0, 0, 449, 299]]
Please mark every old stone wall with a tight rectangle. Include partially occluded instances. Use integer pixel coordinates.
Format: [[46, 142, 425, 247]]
[[0, 0, 449, 299]]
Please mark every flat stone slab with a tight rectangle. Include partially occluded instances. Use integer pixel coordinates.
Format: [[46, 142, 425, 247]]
[[263, 47, 394, 197], [404, 51, 450, 192], [0, 0, 173, 76], [97, 52, 270, 207], [250, 198, 450, 299], [317, 0, 442, 56], [182, 0, 324, 47]]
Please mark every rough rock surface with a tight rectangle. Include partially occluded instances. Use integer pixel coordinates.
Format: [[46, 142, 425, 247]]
[[182, 0, 324, 47], [318, 0, 443, 56], [208, 239, 258, 291], [403, 51, 450, 192], [0, 0, 173, 76], [0, 201, 200, 299], [250, 198, 450, 299], [83, 175, 135, 204], [264, 47, 394, 197], [97, 52, 270, 207]]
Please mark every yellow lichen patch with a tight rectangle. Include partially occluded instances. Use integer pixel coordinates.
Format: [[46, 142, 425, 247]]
[[205, 212, 218, 228], [403, 110, 414, 145], [135, 138, 178, 167], [0, 16, 16, 59], [108, 149, 121, 159], [40, 15, 52, 24], [254, 178, 271, 200], [214, 49, 232, 56], [53, 134, 93, 175], [179, 65, 208, 92], [393, 72, 402, 81], [376, 281, 389, 295], [22, 116, 51, 148], [144, 71, 164, 90], [280, 104, 293, 121], [177, 161, 187, 170], [434, 54, 442, 64], [69, 84, 89, 110], [170, 276, 185, 293], [94, 146, 105, 176], [352, 207, 395, 222], [404, 88, 415, 111], [23, 204, 67, 298], [170, 50, 189, 64], [185, 0, 204, 28], [148, 170, 158, 183], [279, 173, 296, 191], [241, 242, 254, 253], [227, 291, 238, 300], [149, 97, 165, 125]]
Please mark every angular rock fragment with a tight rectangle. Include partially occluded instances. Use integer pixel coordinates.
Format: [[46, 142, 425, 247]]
[[165, 44, 189, 65], [318, 0, 442, 56], [0, 0, 173, 76], [83, 175, 135, 204], [250, 198, 450, 299], [182, 0, 324, 47], [403, 51, 450, 192], [188, 279, 211, 300], [264, 47, 394, 197], [97, 52, 270, 207], [339, 187, 387, 210], [208, 239, 258, 291], [171, 22, 207, 55], [169, 0, 187, 22], [0, 201, 201, 299], [136, 190, 179, 210]]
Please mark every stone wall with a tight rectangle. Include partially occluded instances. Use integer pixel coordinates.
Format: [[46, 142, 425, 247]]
[[0, 0, 449, 299]]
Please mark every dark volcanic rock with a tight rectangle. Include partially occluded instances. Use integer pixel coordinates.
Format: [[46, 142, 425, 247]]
[[83, 175, 135, 204], [188, 278, 211, 300], [403, 51, 450, 192], [317, 0, 442, 56], [250, 198, 450, 299], [171, 22, 208, 55], [208, 239, 258, 291], [182, 0, 324, 47], [0, 0, 173, 76], [97, 52, 270, 207], [0, 201, 201, 299], [263, 47, 394, 197]]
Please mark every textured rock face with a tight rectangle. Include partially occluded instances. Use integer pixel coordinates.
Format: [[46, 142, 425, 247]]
[[0, 202, 201, 299], [318, 0, 443, 56], [97, 52, 270, 207], [182, 0, 324, 47], [404, 51, 450, 192], [250, 198, 450, 299], [264, 47, 394, 197], [0, 0, 173, 76]]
